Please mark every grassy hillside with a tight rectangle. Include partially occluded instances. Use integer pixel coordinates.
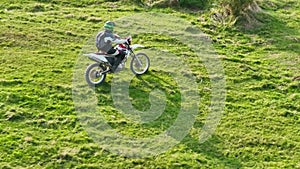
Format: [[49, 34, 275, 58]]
[[0, 0, 299, 168]]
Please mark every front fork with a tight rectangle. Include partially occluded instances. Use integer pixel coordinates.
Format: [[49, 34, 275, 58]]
[[132, 54, 142, 67]]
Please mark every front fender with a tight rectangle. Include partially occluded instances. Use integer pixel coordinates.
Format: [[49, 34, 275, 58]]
[[131, 44, 144, 50]]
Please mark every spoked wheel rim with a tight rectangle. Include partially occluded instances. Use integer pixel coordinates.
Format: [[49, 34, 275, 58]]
[[89, 67, 105, 84], [130, 53, 150, 75], [85, 63, 106, 86]]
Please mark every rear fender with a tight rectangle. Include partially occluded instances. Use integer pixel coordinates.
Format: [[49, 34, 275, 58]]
[[83, 53, 108, 63]]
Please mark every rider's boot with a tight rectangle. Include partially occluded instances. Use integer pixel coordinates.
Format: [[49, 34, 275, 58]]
[[110, 58, 122, 73], [111, 53, 125, 72], [110, 62, 120, 72]]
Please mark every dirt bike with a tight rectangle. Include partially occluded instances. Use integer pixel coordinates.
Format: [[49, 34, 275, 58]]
[[83, 37, 150, 86]]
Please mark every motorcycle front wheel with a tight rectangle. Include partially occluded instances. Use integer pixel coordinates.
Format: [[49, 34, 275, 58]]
[[130, 53, 150, 75], [85, 63, 107, 86]]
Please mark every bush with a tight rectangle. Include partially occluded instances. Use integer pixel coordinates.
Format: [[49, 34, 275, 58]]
[[179, 0, 211, 9], [127, 0, 212, 9], [211, 0, 261, 26], [221, 0, 257, 17]]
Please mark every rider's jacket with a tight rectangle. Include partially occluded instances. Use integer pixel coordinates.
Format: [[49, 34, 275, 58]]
[[96, 30, 127, 52]]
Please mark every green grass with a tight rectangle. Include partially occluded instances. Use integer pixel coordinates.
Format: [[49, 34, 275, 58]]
[[0, 0, 299, 168]]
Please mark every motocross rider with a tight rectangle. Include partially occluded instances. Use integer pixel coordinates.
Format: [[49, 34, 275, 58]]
[[95, 21, 129, 72]]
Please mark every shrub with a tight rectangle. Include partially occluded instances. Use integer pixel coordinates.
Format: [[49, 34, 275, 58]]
[[221, 0, 257, 17], [127, 0, 212, 9], [178, 0, 211, 9], [211, 0, 262, 26]]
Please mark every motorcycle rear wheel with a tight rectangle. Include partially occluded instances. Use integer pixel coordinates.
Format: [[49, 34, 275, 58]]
[[85, 63, 107, 86]]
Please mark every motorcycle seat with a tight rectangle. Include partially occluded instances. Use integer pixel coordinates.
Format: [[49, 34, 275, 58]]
[[95, 52, 114, 57], [95, 52, 106, 55]]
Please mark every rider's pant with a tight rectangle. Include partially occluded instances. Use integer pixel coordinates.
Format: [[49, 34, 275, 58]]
[[107, 48, 125, 71]]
